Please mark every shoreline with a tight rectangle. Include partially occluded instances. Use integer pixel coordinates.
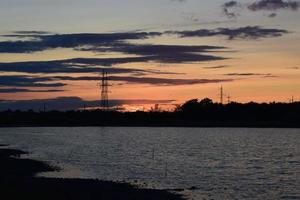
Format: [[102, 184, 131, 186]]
[[0, 144, 185, 200]]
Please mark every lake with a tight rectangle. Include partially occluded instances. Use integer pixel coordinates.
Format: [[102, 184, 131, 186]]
[[0, 127, 300, 199]]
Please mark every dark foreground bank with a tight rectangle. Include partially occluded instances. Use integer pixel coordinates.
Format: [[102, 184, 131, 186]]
[[0, 145, 184, 200]]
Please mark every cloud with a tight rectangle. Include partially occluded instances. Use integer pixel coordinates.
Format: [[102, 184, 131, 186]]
[[77, 44, 226, 63], [2, 55, 225, 92], [0, 75, 65, 87], [268, 12, 278, 17], [224, 1, 239, 8], [0, 32, 161, 53], [0, 73, 234, 92], [13, 31, 51, 35], [58, 43, 226, 64], [0, 44, 225, 71], [203, 65, 230, 69], [0, 58, 180, 74], [222, 1, 241, 18], [286, 66, 299, 69], [0, 97, 175, 111], [0, 88, 64, 93], [221, 0, 300, 18], [248, 0, 300, 11], [0, 27, 287, 60], [0, 41, 46, 53], [106, 44, 225, 63], [224, 73, 272, 76], [169, 26, 289, 40], [109, 76, 234, 86], [0, 31, 226, 63], [180, 12, 200, 22], [51, 75, 234, 86]]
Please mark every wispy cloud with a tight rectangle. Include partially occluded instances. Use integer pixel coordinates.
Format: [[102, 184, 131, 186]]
[[222, 0, 300, 18], [0, 73, 234, 87], [0, 31, 226, 63], [0, 58, 179, 74], [0, 60, 137, 74], [268, 12, 278, 17], [0, 88, 64, 93], [224, 73, 272, 76], [222, 1, 242, 18], [286, 66, 299, 69], [168, 26, 289, 40], [0, 74, 235, 94], [0, 32, 162, 53], [203, 65, 230, 69], [0, 26, 288, 57], [0, 75, 65, 87], [52, 75, 234, 86], [248, 0, 300, 11], [12, 31, 52, 35]]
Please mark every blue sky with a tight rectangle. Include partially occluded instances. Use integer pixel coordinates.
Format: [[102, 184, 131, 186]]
[[0, 0, 209, 32], [0, 0, 269, 32], [1, 0, 298, 33]]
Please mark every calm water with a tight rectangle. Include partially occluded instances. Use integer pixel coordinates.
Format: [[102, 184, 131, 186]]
[[0, 127, 300, 199]]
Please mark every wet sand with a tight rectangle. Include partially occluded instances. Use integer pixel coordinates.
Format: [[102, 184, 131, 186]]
[[0, 145, 184, 200]]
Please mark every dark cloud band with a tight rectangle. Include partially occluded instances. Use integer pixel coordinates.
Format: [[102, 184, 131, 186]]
[[0, 97, 175, 111], [222, 0, 300, 18], [0, 76, 65, 87], [248, 0, 300, 11], [0, 58, 178, 74], [51, 75, 234, 86], [167, 26, 289, 40], [0, 27, 287, 56], [0, 74, 235, 92], [0, 88, 64, 93]]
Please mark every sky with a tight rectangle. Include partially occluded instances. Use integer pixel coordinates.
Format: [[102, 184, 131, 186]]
[[0, 0, 300, 111]]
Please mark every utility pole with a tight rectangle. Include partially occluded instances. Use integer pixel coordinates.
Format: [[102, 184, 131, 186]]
[[227, 95, 231, 104], [288, 96, 294, 103]]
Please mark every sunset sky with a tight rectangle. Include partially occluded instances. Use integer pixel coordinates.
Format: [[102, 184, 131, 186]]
[[0, 0, 300, 111]]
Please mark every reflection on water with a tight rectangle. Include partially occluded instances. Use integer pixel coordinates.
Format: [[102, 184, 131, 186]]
[[0, 127, 300, 199]]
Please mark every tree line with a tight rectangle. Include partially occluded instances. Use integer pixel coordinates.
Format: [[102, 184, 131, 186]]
[[0, 98, 299, 127]]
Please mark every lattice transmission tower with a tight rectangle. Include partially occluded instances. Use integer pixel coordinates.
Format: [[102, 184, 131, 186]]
[[100, 70, 109, 110], [219, 86, 225, 104]]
